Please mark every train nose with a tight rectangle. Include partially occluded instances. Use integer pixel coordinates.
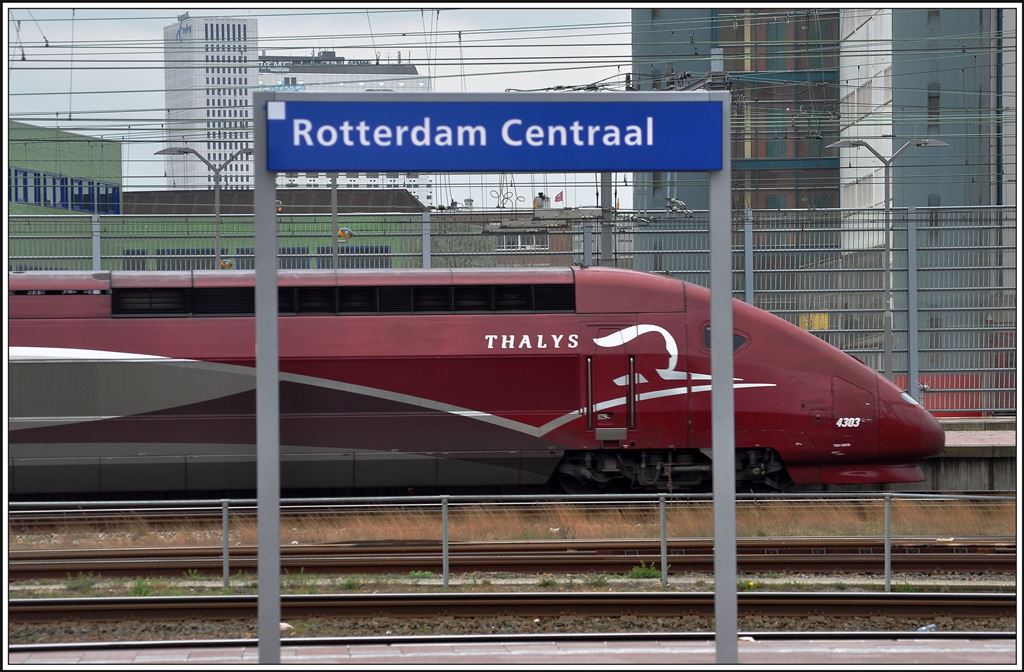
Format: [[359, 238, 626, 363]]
[[919, 409, 945, 458]]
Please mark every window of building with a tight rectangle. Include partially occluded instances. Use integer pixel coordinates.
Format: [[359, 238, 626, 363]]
[[156, 247, 216, 271], [765, 19, 787, 71], [881, 67, 892, 105], [766, 108, 788, 158], [927, 82, 940, 134], [496, 232, 549, 252], [927, 194, 941, 244], [806, 16, 827, 70], [122, 249, 147, 271]]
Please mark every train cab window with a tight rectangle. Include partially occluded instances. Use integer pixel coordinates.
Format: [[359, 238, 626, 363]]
[[702, 324, 748, 352]]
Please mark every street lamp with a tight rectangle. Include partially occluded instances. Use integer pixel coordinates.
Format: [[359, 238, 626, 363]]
[[156, 145, 254, 269], [827, 138, 948, 382]]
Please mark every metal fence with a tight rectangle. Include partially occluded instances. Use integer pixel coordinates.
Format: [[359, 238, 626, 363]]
[[11, 492, 1015, 592], [8, 205, 1016, 415]]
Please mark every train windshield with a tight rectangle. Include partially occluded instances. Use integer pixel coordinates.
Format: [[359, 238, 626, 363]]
[[900, 391, 922, 407]]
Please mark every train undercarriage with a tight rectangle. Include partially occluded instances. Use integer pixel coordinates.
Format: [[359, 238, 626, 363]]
[[555, 448, 791, 493]]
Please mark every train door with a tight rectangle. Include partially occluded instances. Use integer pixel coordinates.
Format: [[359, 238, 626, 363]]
[[585, 325, 637, 447], [832, 377, 878, 462]]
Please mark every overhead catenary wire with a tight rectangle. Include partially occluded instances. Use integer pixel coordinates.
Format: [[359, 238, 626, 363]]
[[65, 8, 74, 120], [6, 8, 1015, 200], [26, 8, 50, 47]]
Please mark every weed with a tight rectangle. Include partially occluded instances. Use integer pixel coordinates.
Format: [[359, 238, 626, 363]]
[[183, 568, 202, 580], [537, 576, 558, 588], [337, 577, 358, 591], [626, 561, 662, 579], [583, 574, 609, 587], [408, 570, 436, 579], [284, 568, 319, 594], [65, 572, 101, 593], [737, 579, 757, 591], [130, 578, 152, 596]]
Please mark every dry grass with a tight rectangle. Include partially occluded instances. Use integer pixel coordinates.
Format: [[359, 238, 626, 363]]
[[9, 499, 1016, 551]]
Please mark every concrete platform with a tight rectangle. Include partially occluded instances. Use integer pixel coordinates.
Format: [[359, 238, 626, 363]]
[[942, 430, 1016, 458], [938, 417, 1017, 432], [8, 636, 1018, 666], [918, 420, 1017, 490]]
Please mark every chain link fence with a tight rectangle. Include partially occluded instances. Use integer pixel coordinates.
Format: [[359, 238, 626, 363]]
[[8, 205, 1015, 415]]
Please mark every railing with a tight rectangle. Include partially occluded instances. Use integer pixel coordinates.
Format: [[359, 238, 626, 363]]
[[10, 492, 1015, 592], [8, 205, 1016, 415]]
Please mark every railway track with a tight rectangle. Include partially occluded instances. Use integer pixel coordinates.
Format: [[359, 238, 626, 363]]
[[8, 538, 1016, 578], [9, 592, 1014, 623]]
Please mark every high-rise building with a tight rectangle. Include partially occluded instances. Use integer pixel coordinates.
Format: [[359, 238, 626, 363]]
[[631, 8, 841, 211], [834, 8, 1016, 388], [162, 13, 258, 190], [162, 13, 436, 206], [835, 8, 1015, 209], [257, 50, 436, 206]]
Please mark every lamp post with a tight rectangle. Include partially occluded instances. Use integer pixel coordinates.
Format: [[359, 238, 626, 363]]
[[156, 146, 254, 269], [827, 137, 947, 381]]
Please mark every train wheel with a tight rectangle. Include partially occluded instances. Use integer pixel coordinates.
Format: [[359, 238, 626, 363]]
[[556, 474, 603, 495]]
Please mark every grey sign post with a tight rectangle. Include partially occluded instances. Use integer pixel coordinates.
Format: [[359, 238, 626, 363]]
[[252, 90, 735, 664], [252, 95, 282, 665], [709, 93, 737, 662]]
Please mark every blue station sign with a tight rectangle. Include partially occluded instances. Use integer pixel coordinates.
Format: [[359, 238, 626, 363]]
[[264, 98, 723, 172]]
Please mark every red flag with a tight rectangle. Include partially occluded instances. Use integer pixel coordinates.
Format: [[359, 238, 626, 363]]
[[555, 191, 564, 203]]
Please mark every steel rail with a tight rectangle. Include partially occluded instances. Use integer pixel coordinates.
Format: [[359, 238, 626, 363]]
[[10, 536, 1015, 557], [9, 592, 1015, 623], [8, 540, 1016, 579]]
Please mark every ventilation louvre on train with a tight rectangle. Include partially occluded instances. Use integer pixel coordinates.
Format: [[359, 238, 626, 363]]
[[111, 283, 575, 316], [111, 288, 190, 315]]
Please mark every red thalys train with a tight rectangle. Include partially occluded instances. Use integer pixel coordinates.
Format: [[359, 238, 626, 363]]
[[8, 266, 944, 497]]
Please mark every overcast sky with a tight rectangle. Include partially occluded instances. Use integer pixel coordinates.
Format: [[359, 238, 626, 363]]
[[6, 4, 636, 208]]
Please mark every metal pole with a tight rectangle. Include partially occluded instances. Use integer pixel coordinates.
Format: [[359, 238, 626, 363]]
[[882, 159, 893, 380], [659, 494, 668, 587], [583, 220, 593, 266], [214, 170, 222, 270], [743, 208, 754, 304], [907, 208, 920, 401], [222, 499, 230, 589], [600, 172, 613, 266], [253, 92, 281, 665], [422, 211, 431, 269], [709, 91, 738, 664], [331, 173, 338, 270], [441, 496, 449, 587], [883, 494, 893, 592], [91, 215, 101, 271]]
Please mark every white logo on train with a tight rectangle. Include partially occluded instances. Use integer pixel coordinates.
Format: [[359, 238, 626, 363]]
[[484, 334, 579, 349], [483, 325, 777, 394]]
